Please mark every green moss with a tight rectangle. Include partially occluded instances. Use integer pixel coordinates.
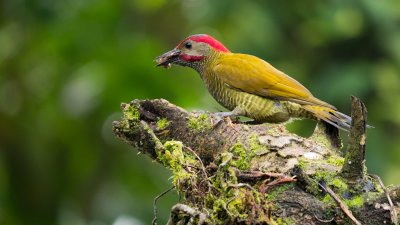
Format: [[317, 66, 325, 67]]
[[327, 155, 345, 167], [371, 179, 384, 193], [124, 104, 140, 121], [155, 137, 268, 224], [229, 142, 254, 170], [298, 155, 344, 173], [120, 103, 140, 130], [331, 178, 348, 190], [297, 158, 307, 170], [156, 117, 169, 130], [311, 129, 333, 147], [265, 183, 294, 201], [156, 135, 294, 224], [321, 194, 335, 205], [157, 141, 184, 170], [296, 159, 321, 195], [274, 217, 294, 225], [313, 170, 335, 190], [316, 171, 349, 191], [299, 168, 348, 196], [304, 167, 363, 210], [211, 198, 229, 222], [218, 152, 233, 168], [248, 134, 268, 154], [225, 135, 262, 170], [302, 166, 362, 209], [344, 195, 364, 209], [227, 167, 238, 184], [313, 169, 334, 181], [311, 125, 343, 149], [187, 113, 212, 132], [297, 156, 351, 196], [151, 125, 365, 224], [204, 142, 272, 223], [226, 192, 248, 220], [156, 141, 198, 189]]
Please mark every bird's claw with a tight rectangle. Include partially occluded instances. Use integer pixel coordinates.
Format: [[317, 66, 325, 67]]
[[211, 114, 240, 133]]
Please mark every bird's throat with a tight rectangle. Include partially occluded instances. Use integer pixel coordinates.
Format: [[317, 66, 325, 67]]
[[180, 54, 205, 62]]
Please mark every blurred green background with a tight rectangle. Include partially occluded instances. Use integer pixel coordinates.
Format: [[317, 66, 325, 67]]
[[1, 0, 400, 224]]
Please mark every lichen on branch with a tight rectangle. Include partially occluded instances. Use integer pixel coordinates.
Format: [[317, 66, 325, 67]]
[[113, 98, 400, 225]]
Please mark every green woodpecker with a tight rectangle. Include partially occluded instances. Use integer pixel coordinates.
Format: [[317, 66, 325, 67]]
[[156, 34, 352, 131]]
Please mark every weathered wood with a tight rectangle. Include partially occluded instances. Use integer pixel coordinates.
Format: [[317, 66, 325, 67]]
[[113, 98, 400, 225], [341, 96, 367, 182]]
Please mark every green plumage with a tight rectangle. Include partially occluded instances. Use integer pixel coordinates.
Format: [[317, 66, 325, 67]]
[[156, 34, 353, 130], [200, 68, 312, 123]]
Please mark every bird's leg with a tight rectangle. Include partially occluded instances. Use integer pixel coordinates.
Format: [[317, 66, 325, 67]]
[[213, 107, 244, 128], [214, 107, 244, 119]]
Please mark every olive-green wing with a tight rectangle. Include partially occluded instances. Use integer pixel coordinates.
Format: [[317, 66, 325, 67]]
[[213, 53, 335, 109]]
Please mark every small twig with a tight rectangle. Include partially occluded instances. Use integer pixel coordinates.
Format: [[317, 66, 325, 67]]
[[264, 216, 277, 225], [152, 186, 175, 225], [140, 121, 165, 151], [261, 176, 297, 193], [183, 146, 211, 192], [370, 174, 399, 225], [314, 213, 335, 223], [219, 152, 233, 167], [318, 183, 362, 225], [168, 203, 207, 225], [223, 116, 240, 133], [237, 170, 285, 182], [224, 193, 241, 219], [228, 182, 256, 191], [266, 176, 297, 187]]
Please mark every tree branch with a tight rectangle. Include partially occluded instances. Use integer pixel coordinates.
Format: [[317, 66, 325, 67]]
[[113, 98, 400, 225]]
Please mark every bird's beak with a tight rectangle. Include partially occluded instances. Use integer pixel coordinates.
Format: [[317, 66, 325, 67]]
[[155, 49, 181, 69]]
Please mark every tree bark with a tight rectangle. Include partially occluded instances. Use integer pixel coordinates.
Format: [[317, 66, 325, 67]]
[[113, 98, 399, 225]]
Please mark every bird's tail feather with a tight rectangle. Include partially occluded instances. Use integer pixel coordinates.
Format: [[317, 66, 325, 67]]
[[303, 105, 352, 131]]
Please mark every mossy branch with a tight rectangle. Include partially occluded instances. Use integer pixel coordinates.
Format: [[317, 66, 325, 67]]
[[113, 98, 400, 225], [341, 96, 367, 182]]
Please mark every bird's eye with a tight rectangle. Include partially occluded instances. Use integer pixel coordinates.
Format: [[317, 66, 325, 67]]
[[184, 42, 192, 49]]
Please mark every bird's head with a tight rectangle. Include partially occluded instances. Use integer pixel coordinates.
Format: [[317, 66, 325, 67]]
[[156, 34, 230, 69]]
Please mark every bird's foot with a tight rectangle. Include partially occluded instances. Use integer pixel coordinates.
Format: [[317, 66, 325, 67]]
[[212, 108, 244, 132], [212, 107, 244, 124], [213, 111, 238, 118], [191, 110, 209, 116], [211, 116, 240, 133]]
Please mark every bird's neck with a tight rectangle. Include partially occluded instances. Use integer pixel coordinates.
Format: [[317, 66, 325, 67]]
[[193, 51, 223, 74], [194, 52, 239, 110]]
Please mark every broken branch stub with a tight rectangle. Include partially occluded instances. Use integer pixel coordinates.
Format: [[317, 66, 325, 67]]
[[341, 96, 367, 182]]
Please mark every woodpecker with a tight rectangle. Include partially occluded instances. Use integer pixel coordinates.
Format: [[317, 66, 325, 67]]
[[156, 34, 351, 131]]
